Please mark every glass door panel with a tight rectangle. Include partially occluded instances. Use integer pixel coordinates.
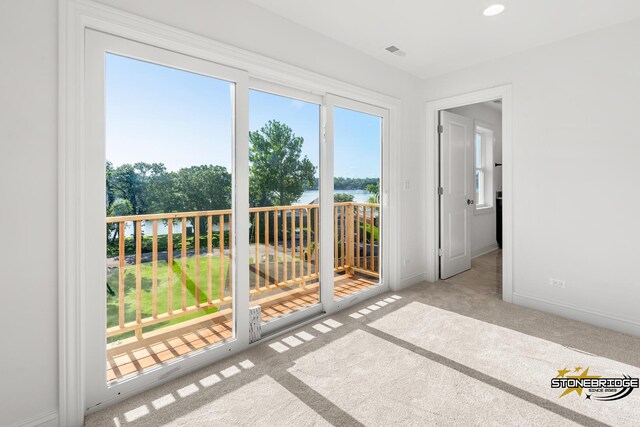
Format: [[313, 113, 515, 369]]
[[248, 88, 321, 325], [332, 106, 382, 300], [104, 53, 235, 383]]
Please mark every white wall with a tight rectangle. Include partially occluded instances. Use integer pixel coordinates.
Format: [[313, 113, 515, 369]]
[[0, 1, 59, 426], [447, 103, 502, 257], [0, 1, 422, 425], [423, 18, 640, 335]]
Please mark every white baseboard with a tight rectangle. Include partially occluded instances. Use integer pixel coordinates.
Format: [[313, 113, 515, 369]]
[[399, 273, 426, 289], [472, 243, 499, 259], [7, 410, 58, 427], [513, 292, 640, 337]]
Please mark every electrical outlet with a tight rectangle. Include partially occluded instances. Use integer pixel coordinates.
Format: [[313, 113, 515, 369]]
[[403, 259, 411, 266], [549, 278, 566, 289]]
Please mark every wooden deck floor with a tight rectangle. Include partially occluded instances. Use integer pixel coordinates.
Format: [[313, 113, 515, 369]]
[[107, 273, 377, 382]]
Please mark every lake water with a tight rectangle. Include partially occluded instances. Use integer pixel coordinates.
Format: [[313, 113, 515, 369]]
[[294, 189, 372, 205], [120, 189, 373, 237]]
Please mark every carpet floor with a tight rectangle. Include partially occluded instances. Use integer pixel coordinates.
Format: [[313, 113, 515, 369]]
[[86, 252, 640, 426]]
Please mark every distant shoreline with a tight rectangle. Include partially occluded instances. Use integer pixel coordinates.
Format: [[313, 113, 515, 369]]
[[116, 189, 374, 237]]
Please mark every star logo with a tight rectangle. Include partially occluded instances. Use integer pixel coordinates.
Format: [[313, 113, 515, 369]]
[[559, 368, 601, 398], [552, 366, 639, 401]]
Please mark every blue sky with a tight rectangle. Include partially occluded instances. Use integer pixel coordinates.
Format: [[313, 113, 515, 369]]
[[106, 53, 380, 178]]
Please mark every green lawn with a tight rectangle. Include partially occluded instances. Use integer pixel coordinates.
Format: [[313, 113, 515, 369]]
[[106, 232, 229, 257], [107, 254, 229, 342]]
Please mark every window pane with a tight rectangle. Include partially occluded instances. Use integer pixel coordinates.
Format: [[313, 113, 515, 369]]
[[105, 54, 235, 383], [248, 90, 321, 323], [475, 133, 483, 169], [475, 170, 485, 206], [333, 106, 382, 299]]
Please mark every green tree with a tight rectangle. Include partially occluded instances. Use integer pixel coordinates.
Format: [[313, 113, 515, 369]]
[[106, 162, 173, 254], [107, 163, 139, 213], [334, 193, 354, 202], [366, 182, 380, 204], [172, 165, 232, 235], [105, 162, 233, 215], [172, 165, 232, 212], [106, 162, 169, 216], [143, 164, 176, 214], [249, 120, 316, 206], [106, 198, 133, 244], [106, 161, 116, 207], [333, 177, 378, 190]]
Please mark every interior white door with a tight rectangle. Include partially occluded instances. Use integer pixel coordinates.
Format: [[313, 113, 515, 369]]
[[439, 110, 474, 279]]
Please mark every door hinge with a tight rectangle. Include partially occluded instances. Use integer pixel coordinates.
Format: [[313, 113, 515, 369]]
[[438, 124, 444, 134], [438, 186, 443, 196], [438, 248, 444, 257]]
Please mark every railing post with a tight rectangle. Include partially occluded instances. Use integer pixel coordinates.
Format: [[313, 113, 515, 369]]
[[118, 221, 125, 329], [346, 203, 354, 275], [135, 220, 143, 340]]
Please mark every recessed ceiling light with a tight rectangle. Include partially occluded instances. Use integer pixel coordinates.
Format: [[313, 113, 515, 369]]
[[483, 4, 505, 17]]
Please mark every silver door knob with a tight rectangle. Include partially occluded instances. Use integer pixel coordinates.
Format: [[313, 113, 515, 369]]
[[467, 199, 474, 205]]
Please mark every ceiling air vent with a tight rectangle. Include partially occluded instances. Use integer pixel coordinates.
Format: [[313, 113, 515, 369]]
[[385, 45, 406, 57]]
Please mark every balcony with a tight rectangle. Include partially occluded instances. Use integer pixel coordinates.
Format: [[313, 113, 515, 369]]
[[105, 202, 380, 382]]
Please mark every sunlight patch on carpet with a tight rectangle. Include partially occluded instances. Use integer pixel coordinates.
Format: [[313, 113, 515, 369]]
[[164, 375, 330, 426], [289, 330, 575, 426], [368, 302, 640, 425]]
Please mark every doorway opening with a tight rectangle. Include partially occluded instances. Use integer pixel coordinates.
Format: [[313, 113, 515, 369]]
[[438, 99, 503, 298]]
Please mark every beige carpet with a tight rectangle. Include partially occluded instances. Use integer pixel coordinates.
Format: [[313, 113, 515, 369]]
[[86, 256, 640, 426], [368, 302, 640, 426], [289, 329, 577, 426], [162, 375, 329, 426]]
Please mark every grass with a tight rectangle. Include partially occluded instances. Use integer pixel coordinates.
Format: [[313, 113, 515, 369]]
[[105, 221, 378, 344], [106, 231, 229, 257], [106, 254, 229, 343], [359, 223, 379, 241]]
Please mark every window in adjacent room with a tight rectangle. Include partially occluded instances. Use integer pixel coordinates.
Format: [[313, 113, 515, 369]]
[[474, 125, 494, 210]]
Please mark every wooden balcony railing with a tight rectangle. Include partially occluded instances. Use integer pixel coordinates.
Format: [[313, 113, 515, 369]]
[[105, 202, 379, 341]]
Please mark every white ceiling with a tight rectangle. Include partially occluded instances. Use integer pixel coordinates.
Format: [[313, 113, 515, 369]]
[[247, 0, 640, 79]]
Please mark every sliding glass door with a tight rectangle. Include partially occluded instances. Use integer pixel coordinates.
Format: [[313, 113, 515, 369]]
[[84, 28, 389, 410], [84, 29, 247, 408], [103, 51, 237, 383], [247, 83, 323, 334], [325, 96, 388, 305]]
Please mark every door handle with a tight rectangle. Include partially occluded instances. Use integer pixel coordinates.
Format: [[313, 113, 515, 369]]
[[467, 199, 474, 205]]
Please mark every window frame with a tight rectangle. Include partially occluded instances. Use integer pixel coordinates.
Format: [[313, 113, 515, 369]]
[[325, 95, 389, 306], [473, 122, 495, 214], [247, 79, 325, 336], [83, 28, 251, 410]]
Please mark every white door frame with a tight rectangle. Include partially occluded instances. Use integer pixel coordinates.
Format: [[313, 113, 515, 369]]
[[425, 85, 513, 302], [59, 1, 401, 424]]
